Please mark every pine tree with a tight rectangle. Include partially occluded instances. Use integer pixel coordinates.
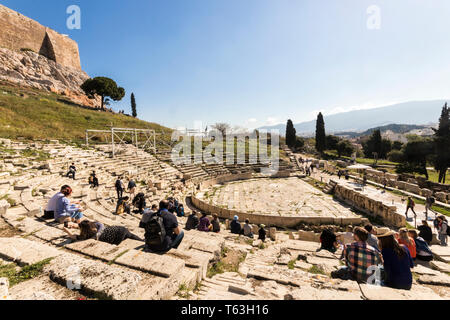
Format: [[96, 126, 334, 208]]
[[433, 102, 450, 183], [285, 119, 296, 148], [131, 93, 137, 118], [315, 113, 326, 153]]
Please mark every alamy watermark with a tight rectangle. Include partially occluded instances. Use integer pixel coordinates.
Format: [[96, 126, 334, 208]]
[[171, 125, 280, 175], [67, 5, 81, 30], [367, 5, 381, 30]]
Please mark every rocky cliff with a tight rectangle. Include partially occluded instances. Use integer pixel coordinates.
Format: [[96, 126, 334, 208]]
[[0, 47, 100, 108]]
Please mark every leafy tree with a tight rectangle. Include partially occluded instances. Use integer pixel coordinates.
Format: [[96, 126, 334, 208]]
[[392, 141, 403, 151], [81, 77, 125, 110], [326, 135, 341, 151], [396, 136, 434, 180], [362, 129, 391, 159], [315, 112, 326, 153], [131, 93, 137, 118], [336, 140, 355, 158], [286, 119, 297, 148], [433, 103, 450, 183], [387, 149, 404, 163]]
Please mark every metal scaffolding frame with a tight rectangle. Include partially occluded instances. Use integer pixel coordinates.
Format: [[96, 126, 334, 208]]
[[85, 127, 157, 157]]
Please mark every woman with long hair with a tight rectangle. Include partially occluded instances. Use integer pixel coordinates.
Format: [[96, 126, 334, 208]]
[[378, 231, 414, 290], [68, 220, 143, 245], [397, 228, 416, 260]]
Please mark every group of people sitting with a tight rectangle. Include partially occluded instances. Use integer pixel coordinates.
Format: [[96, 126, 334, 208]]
[[318, 223, 438, 290]]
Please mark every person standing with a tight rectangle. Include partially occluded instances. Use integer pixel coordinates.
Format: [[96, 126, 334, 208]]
[[424, 194, 435, 221], [115, 177, 124, 200], [437, 216, 448, 246], [405, 197, 417, 222], [128, 179, 137, 200]]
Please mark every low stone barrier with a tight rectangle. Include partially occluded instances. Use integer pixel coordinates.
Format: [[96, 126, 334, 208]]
[[333, 183, 405, 228]]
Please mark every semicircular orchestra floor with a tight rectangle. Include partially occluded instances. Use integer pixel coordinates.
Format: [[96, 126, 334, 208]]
[[198, 177, 358, 218]]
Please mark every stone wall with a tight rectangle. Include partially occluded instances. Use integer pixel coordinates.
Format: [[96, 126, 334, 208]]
[[333, 182, 406, 228], [0, 4, 81, 70]]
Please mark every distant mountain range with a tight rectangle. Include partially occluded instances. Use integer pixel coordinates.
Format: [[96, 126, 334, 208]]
[[335, 124, 431, 138], [258, 100, 446, 136]]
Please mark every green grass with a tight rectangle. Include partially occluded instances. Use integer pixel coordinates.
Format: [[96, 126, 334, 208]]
[[0, 82, 172, 146], [287, 259, 296, 270], [0, 258, 52, 287], [308, 265, 327, 275]]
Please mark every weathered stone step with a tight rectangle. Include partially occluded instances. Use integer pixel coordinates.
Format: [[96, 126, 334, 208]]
[[0, 237, 62, 266], [66, 239, 185, 279], [46, 252, 176, 300]]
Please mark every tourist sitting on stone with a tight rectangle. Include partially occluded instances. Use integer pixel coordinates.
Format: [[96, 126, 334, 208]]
[[418, 220, 433, 245], [408, 229, 433, 262], [115, 177, 125, 200], [211, 214, 220, 233], [55, 186, 84, 224], [177, 204, 185, 217], [377, 230, 414, 290], [230, 215, 243, 235], [258, 224, 266, 242], [132, 192, 146, 214], [318, 227, 339, 253], [397, 228, 417, 261], [341, 225, 354, 246], [437, 216, 448, 246], [198, 212, 212, 232], [66, 163, 76, 180], [331, 227, 381, 282], [364, 224, 380, 251], [128, 178, 137, 200], [185, 211, 200, 230], [243, 219, 254, 238], [116, 196, 131, 215], [67, 220, 143, 245], [141, 200, 184, 253], [43, 185, 70, 220], [88, 171, 98, 188]]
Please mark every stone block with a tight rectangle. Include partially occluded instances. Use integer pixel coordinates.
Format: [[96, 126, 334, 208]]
[[115, 249, 185, 278], [0, 237, 62, 266]]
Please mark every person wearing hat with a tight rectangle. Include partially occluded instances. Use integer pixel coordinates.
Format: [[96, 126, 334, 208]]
[[258, 224, 266, 242], [230, 215, 242, 235], [377, 230, 414, 290]]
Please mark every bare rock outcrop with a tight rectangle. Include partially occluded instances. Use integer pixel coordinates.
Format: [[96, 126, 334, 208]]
[[0, 47, 100, 108]]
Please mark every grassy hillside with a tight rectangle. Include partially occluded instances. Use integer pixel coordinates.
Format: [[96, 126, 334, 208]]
[[0, 82, 173, 147]]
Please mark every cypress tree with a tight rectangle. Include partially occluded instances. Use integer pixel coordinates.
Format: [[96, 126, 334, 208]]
[[286, 119, 296, 148], [434, 102, 450, 183], [131, 93, 137, 118], [315, 112, 326, 153]]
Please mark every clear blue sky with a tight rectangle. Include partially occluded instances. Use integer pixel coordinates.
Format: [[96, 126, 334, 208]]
[[3, 0, 450, 130]]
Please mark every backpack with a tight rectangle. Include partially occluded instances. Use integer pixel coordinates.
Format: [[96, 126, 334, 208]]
[[144, 211, 166, 247], [88, 176, 94, 184], [430, 197, 435, 204], [115, 180, 122, 190], [446, 222, 450, 236]]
